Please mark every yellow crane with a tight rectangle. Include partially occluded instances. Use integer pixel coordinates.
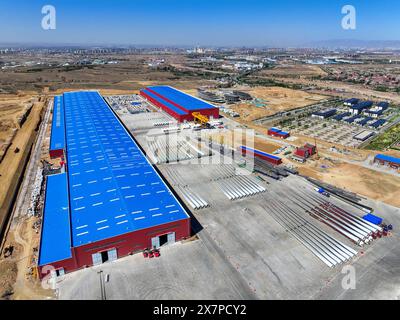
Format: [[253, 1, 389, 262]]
[[192, 112, 209, 126]]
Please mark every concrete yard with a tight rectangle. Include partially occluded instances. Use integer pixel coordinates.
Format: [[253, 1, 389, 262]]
[[56, 166, 400, 299], [57, 234, 256, 300], [54, 98, 400, 300]]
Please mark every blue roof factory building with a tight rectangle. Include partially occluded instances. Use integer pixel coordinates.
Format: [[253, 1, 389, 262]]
[[38, 91, 191, 278]]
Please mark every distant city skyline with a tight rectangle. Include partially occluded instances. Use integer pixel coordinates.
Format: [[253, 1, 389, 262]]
[[0, 0, 399, 47]]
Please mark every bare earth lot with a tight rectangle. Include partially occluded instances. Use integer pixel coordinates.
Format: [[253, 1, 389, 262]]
[[0, 95, 35, 160], [230, 86, 327, 122], [299, 161, 400, 208], [258, 65, 328, 78]]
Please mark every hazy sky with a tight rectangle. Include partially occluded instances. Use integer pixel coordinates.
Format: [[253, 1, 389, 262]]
[[0, 0, 399, 46]]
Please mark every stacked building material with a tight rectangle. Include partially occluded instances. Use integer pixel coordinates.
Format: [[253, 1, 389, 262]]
[[163, 167, 209, 210], [254, 158, 288, 180], [213, 165, 266, 200], [147, 136, 203, 164], [290, 189, 383, 247], [264, 198, 358, 268]]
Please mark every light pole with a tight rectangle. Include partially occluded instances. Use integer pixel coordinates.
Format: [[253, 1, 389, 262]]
[[98, 270, 107, 300]]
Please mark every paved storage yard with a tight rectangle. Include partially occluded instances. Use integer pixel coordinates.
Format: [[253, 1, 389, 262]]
[[52, 93, 400, 300], [56, 160, 400, 299]]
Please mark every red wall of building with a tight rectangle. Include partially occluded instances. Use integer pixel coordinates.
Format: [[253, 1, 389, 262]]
[[375, 159, 400, 169], [241, 149, 282, 165], [304, 144, 316, 155], [294, 148, 309, 158], [267, 130, 290, 139], [140, 91, 186, 122], [49, 149, 64, 159], [140, 90, 219, 123], [39, 218, 191, 279]]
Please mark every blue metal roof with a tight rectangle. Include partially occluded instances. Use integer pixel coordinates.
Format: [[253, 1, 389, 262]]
[[351, 101, 373, 111], [269, 127, 281, 132], [345, 98, 359, 105], [375, 154, 400, 165], [38, 173, 72, 266], [49, 95, 66, 152], [269, 127, 289, 135], [240, 146, 281, 161], [370, 119, 386, 128], [358, 117, 373, 126], [148, 86, 217, 111], [377, 102, 389, 109], [312, 109, 337, 118], [63, 91, 189, 247], [333, 112, 351, 121], [365, 109, 383, 115], [344, 115, 362, 123], [141, 89, 186, 115]]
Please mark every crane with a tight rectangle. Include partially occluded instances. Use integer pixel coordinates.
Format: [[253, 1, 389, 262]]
[[192, 112, 209, 126]]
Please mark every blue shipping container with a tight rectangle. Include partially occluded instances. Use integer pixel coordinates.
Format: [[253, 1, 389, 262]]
[[363, 214, 383, 225]]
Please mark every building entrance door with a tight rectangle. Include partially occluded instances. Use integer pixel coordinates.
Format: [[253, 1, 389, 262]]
[[92, 248, 117, 265], [151, 232, 176, 249]]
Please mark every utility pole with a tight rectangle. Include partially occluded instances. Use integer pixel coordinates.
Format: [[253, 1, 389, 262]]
[[98, 270, 106, 300], [314, 137, 319, 158]]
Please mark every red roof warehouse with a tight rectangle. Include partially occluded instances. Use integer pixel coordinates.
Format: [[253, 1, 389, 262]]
[[294, 143, 316, 159], [140, 86, 219, 122], [267, 127, 290, 139]]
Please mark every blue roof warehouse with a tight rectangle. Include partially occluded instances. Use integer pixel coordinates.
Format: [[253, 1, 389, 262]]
[[38, 91, 191, 278]]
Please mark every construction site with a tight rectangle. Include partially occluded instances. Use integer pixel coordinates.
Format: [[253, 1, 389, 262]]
[[1, 83, 398, 301]]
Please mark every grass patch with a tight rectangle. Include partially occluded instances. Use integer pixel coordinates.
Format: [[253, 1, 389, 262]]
[[364, 123, 400, 150]]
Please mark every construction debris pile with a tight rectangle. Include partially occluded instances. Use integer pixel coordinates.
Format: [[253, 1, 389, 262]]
[[27, 168, 43, 217]]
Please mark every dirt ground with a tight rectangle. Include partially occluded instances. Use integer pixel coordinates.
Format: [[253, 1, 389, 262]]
[[0, 99, 45, 245], [0, 259, 17, 299], [270, 77, 400, 104], [0, 100, 44, 200], [258, 65, 328, 78], [229, 86, 327, 122], [0, 216, 54, 300], [0, 54, 214, 95], [0, 95, 36, 160], [205, 130, 280, 154], [298, 160, 400, 207]]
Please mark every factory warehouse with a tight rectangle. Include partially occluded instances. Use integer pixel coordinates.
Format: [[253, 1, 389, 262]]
[[39, 91, 191, 278]]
